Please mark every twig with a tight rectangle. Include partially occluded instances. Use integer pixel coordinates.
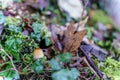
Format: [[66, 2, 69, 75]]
[[80, 75, 88, 80], [80, 45, 108, 79], [70, 57, 84, 67], [0, 48, 18, 73], [0, 68, 14, 73], [79, 46, 101, 78]]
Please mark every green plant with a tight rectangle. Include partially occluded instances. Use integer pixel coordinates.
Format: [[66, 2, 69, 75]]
[[100, 57, 120, 80]]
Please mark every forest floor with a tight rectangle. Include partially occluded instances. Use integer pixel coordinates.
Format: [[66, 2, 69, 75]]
[[0, 0, 120, 80]]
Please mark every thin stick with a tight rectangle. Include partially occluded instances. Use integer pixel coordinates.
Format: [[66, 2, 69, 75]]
[[0, 48, 18, 73]]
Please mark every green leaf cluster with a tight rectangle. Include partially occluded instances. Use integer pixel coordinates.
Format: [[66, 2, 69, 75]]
[[0, 70, 19, 80], [52, 68, 80, 80], [31, 22, 51, 42], [49, 53, 72, 70], [31, 60, 44, 74], [5, 36, 22, 60]]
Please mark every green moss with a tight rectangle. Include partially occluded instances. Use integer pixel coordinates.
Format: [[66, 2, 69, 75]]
[[91, 10, 113, 25], [101, 57, 120, 80]]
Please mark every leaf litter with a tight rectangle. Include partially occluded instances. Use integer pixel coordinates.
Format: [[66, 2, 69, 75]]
[[0, 0, 119, 80]]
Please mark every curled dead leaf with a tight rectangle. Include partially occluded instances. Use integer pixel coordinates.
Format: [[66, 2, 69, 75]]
[[62, 17, 88, 53], [49, 17, 88, 54], [62, 23, 86, 53]]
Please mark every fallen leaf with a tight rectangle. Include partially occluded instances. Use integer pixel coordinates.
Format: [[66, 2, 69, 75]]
[[49, 17, 88, 53], [22, 17, 34, 33], [49, 24, 66, 51], [62, 23, 86, 53], [62, 17, 88, 53]]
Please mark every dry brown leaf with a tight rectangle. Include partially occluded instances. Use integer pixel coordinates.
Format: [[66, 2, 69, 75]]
[[49, 24, 66, 51], [62, 23, 86, 53], [50, 17, 88, 54], [62, 17, 88, 53]]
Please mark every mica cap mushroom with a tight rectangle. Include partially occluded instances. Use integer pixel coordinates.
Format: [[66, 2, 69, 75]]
[[33, 48, 44, 59]]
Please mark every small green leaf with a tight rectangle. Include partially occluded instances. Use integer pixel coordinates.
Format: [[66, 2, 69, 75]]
[[5, 16, 19, 26], [35, 65, 43, 74], [56, 53, 72, 63], [70, 68, 80, 79], [60, 53, 72, 62], [52, 68, 80, 80], [49, 59, 62, 70], [31, 22, 51, 42], [45, 38, 52, 46], [0, 70, 20, 80], [31, 33, 41, 42], [8, 25, 22, 33], [32, 22, 43, 34], [5, 36, 22, 60], [31, 60, 44, 74], [42, 29, 51, 39]]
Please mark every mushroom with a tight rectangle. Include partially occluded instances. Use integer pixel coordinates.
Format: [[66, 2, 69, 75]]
[[33, 48, 44, 59]]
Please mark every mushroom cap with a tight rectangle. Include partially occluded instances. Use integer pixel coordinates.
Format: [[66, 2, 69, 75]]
[[33, 48, 44, 59]]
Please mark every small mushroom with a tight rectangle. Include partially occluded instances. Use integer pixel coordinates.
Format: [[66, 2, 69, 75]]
[[33, 48, 44, 59]]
